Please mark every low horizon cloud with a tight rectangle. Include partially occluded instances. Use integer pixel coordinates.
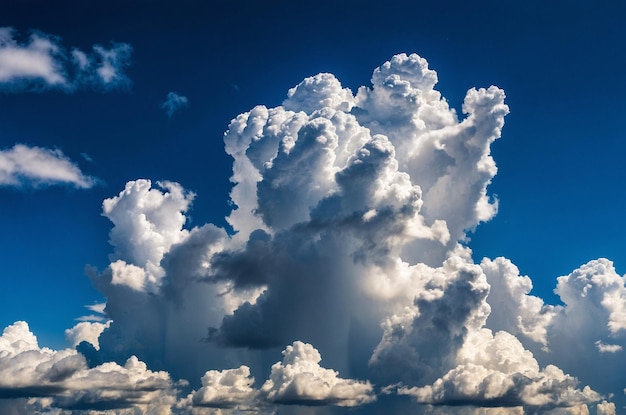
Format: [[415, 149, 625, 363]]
[[1, 53, 624, 415]]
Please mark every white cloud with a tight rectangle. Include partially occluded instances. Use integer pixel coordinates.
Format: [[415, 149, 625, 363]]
[[75, 302, 108, 322], [88, 179, 262, 386], [369, 251, 491, 385], [260, 341, 375, 407], [397, 329, 601, 409], [102, 179, 195, 283], [520, 259, 626, 402], [0, 27, 131, 91], [209, 53, 505, 363], [597, 400, 617, 415], [0, 321, 179, 413], [189, 366, 258, 409], [65, 320, 111, 350], [426, 407, 525, 415], [86, 302, 106, 314], [0, 144, 96, 188], [554, 259, 626, 335], [595, 341, 622, 353], [162, 92, 189, 117], [481, 257, 557, 347], [92, 53, 608, 413], [0, 27, 65, 85]]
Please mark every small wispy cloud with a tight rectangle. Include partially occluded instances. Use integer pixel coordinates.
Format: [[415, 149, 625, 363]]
[[596, 340, 623, 353], [162, 91, 188, 117], [0, 144, 96, 188], [0, 27, 132, 92], [75, 303, 107, 322], [86, 302, 106, 314]]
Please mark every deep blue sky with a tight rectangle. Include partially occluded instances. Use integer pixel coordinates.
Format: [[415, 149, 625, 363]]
[[1, 0, 625, 350]]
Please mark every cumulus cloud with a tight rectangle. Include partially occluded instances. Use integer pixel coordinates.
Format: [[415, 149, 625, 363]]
[[0, 321, 179, 413], [88, 179, 262, 383], [94, 53, 609, 413], [65, 320, 111, 350], [162, 92, 189, 117], [260, 341, 375, 407], [554, 259, 626, 336], [481, 257, 557, 347], [0, 144, 96, 188], [0, 27, 131, 91], [369, 251, 491, 385], [188, 365, 258, 409], [3, 53, 623, 414], [101, 179, 195, 288], [597, 400, 617, 415], [528, 259, 626, 402], [185, 341, 374, 411], [397, 329, 600, 409]]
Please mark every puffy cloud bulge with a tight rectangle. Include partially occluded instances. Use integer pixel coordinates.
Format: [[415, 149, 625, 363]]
[[2, 53, 626, 414]]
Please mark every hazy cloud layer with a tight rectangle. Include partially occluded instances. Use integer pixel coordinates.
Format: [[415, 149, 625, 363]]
[[0, 27, 131, 91], [1, 53, 623, 414], [0, 144, 96, 188]]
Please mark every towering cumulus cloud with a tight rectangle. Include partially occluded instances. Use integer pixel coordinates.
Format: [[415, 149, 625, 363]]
[[2, 53, 624, 414]]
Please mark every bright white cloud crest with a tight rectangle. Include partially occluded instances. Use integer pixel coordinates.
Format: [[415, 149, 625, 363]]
[[1, 53, 624, 414]]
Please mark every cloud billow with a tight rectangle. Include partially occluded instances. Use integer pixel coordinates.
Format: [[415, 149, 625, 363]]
[[2, 53, 625, 414]]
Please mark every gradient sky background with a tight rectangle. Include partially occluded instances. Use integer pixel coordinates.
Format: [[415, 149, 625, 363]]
[[1, 1, 626, 414]]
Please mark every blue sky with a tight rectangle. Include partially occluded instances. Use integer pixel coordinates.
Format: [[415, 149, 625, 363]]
[[1, 1, 625, 414]]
